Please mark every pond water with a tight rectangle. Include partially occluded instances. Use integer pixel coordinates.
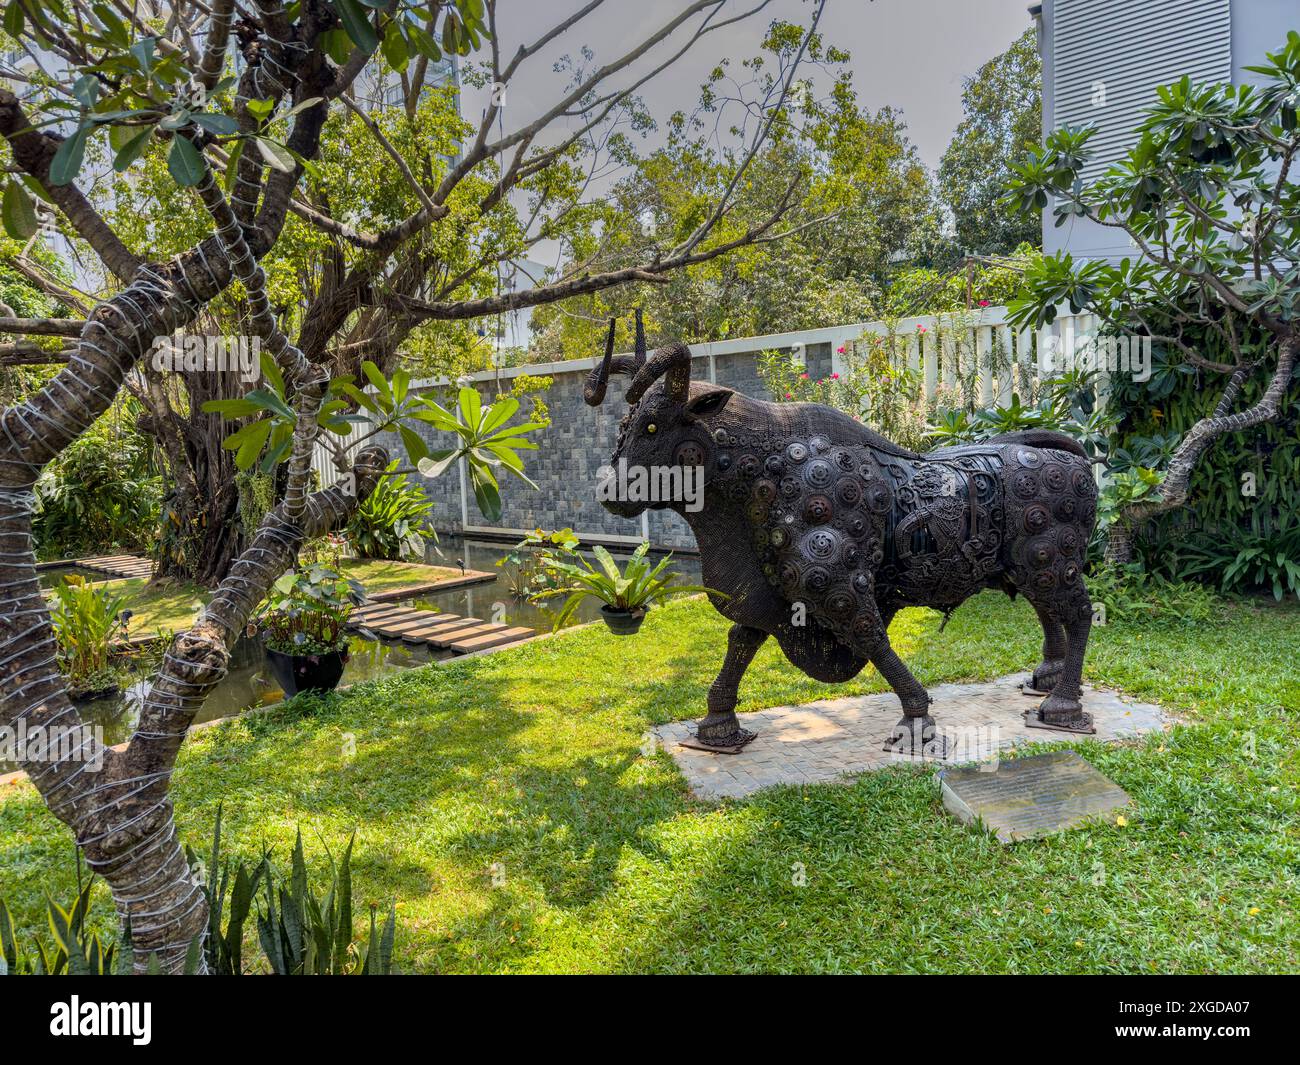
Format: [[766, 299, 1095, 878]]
[[3, 537, 700, 772], [412, 534, 703, 634]]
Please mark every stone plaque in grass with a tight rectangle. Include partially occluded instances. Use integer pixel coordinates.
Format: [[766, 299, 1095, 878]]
[[938, 750, 1130, 843]]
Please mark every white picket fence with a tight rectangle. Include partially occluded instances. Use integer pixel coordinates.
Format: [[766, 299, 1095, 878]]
[[311, 305, 1115, 491]]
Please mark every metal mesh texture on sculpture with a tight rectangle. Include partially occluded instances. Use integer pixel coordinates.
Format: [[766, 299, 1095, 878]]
[[584, 318, 1098, 754]]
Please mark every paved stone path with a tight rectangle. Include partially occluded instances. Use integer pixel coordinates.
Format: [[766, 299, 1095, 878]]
[[654, 674, 1170, 800]]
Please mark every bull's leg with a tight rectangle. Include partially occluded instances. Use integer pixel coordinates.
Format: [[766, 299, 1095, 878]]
[[695, 623, 766, 748], [847, 595, 940, 755], [1037, 597, 1093, 731], [1027, 601, 1068, 694]]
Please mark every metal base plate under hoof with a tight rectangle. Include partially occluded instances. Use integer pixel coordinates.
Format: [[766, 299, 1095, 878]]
[[1019, 681, 1052, 697], [679, 727, 757, 755], [1023, 708, 1096, 735]]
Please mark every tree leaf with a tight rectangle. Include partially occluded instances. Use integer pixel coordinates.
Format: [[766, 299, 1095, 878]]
[[2, 178, 38, 240], [254, 136, 295, 173], [334, 0, 379, 53], [167, 135, 206, 186], [112, 126, 153, 172], [382, 20, 410, 73], [223, 135, 245, 190], [49, 125, 90, 186]]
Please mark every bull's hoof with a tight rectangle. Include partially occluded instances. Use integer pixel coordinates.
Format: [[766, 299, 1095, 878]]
[[690, 713, 757, 752], [1026, 692, 1095, 735], [1029, 663, 1060, 696], [883, 714, 949, 759], [1024, 661, 1064, 696]]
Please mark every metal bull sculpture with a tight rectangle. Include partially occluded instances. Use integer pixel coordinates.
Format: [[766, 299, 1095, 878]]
[[584, 317, 1098, 753]]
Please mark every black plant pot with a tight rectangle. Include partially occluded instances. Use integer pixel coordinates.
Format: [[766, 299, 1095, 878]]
[[265, 644, 350, 697], [600, 605, 646, 636]]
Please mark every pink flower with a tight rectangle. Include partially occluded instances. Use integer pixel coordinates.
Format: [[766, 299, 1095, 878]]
[[917, 325, 927, 333], [785, 392, 792, 398], [836, 345, 846, 354], [830, 372, 839, 379], [800, 372, 808, 379], [978, 299, 991, 308]]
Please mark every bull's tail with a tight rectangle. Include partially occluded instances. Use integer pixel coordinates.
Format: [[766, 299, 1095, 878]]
[[985, 429, 1090, 462]]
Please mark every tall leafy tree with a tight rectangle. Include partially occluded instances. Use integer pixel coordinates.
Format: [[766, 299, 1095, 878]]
[[938, 26, 1042, 256], [531, 40, 939, 356]]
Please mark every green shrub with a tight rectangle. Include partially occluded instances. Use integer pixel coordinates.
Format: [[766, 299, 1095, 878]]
[[1143, 518, 1300, 602], [1, 812, 399, 975], [48, 576, 130, 697], [345, 461, 436, 561], [33, 405, 161, 559], [0, 871, 125, 975], [1085, 563, 1223, 627]]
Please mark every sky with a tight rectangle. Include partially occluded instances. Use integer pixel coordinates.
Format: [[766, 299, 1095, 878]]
[[457, 0, 1036, 338], [459, 0, 1036, 172]]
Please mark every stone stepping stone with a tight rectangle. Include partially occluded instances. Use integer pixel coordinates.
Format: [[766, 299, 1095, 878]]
[[939, 750, 1131, 843]]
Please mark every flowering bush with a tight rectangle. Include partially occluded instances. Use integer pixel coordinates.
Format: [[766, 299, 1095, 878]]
[[758, 333, 931, 451]]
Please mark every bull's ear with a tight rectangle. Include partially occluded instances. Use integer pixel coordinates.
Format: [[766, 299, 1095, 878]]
[[685, 388, 733, 419]]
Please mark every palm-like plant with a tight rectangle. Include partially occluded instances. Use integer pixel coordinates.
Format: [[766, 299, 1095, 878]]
[[415, 388, 543, 521], [204, 361, 542, 525], [530, 541, 716, 632]]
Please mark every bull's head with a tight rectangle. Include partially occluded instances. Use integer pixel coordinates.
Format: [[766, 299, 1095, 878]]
[[584, 311, 735, 518]]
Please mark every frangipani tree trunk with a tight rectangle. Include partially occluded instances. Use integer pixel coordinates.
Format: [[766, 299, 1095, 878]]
[[1104, 339, 1297, 562]]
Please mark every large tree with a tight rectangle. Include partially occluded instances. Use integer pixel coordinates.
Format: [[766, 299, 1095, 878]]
[[0, 0, 827, 972], [530, 54, 940, 355], [938, 26, 1042, 256]]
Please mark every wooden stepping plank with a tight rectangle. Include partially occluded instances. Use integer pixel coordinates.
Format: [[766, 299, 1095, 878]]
[[395, 617, 474, 637], [446, 627, 534, 653], [368, 609, 458, 627], [353, 605, 442, 623], [350, 605, 417, 624], [394, 626, 469, 642], [420, 616, 502, 636], [425, 621, 505, 644], [371, 614, 464, 635]]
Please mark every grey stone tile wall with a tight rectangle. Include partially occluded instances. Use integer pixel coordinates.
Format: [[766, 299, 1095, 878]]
[[384, 345, 802, 551]]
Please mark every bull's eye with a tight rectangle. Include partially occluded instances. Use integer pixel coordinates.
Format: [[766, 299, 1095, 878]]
[[646, 423, 657, 435]]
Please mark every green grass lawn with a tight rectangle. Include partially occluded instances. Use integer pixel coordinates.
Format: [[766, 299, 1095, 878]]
[[3, 592, 1297, 973], [88, 559, 464, 639]]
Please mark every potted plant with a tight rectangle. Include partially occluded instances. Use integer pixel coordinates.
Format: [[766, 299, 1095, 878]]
[[252, 562, 366, 696], [529, 539, 717, 635]]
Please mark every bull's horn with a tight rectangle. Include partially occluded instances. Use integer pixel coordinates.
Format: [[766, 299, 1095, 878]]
[[583, 314, 645, 406], [633, 306, 646, 368], [626, 340, 692, 405]]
